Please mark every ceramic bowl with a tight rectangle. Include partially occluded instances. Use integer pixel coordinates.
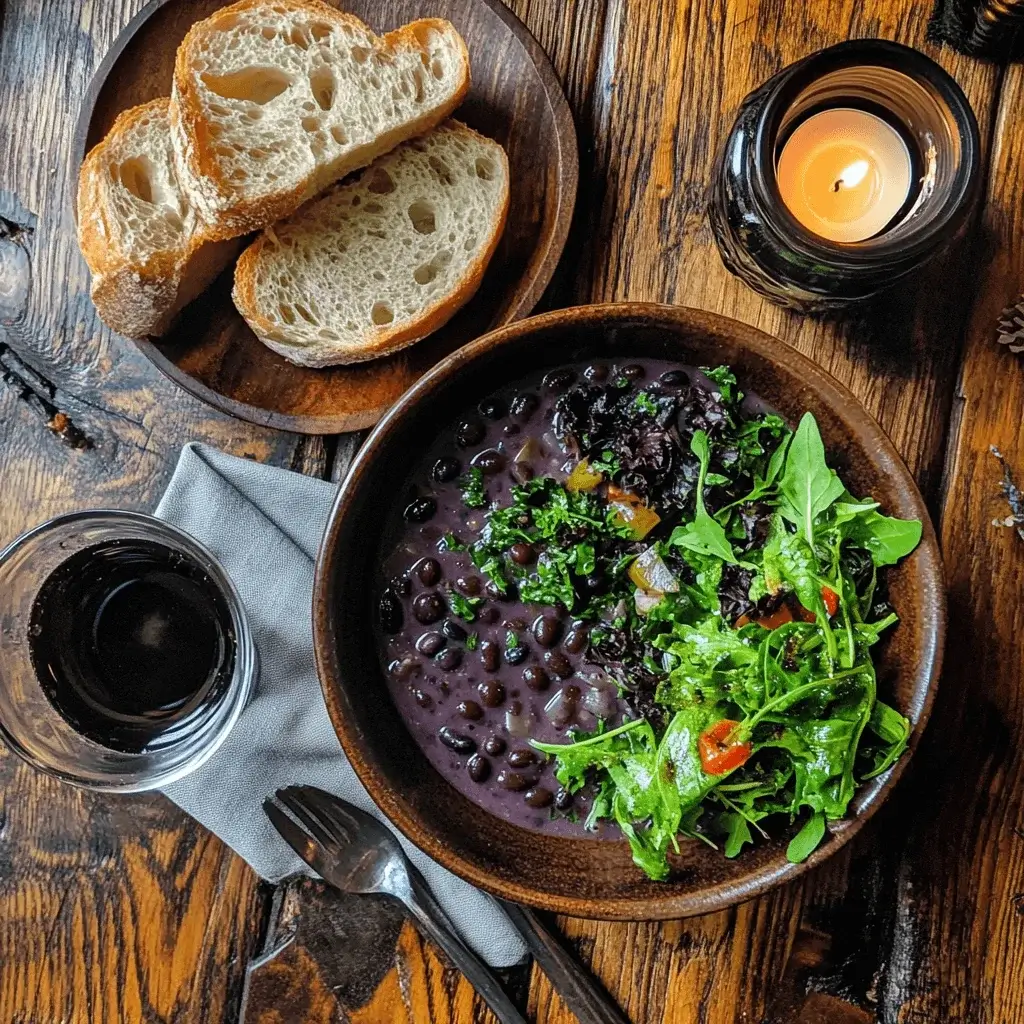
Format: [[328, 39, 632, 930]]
[[313, 302, 945, 919]]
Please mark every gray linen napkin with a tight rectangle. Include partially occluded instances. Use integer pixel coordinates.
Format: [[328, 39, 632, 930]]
[[155, 442, 526, 968]]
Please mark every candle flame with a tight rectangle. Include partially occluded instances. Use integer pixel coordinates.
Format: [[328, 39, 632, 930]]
[[833, 159, 870, 192]]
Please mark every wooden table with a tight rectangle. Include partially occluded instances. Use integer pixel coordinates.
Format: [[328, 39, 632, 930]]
[[2, 1, 1023, 1021]]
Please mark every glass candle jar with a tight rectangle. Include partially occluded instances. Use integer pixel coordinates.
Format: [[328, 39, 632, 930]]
[[0, 511, 257, 791], [708, 39, 981, 313]]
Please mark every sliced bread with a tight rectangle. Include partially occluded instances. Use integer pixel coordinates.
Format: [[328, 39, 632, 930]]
[[77, 98, 241, 339], [170, 0, 470, 240], [232, 120, 509, 367]]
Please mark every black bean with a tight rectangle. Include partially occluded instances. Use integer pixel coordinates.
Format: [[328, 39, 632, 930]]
[[484, 735, 506, 756], [542, 368, 576, 391], [496, 768, 529, 791], [524, 786, 554, 809], [544, 650, 573, 678], [486, 580, 515, 602], [404, 497, 437, 523], [509, 392, 539, 421], [583, 363, 609, 382], [503, 617, 527, 631], [508, 699, 523, 716], [456, 575, 482, 596], [479, 640, 501, 672], [467, 755, 491, 783], [432, 456, 461, 482], [582, 573, 607, 596], [379, 589, 403, 633], [505, 645, 528, 666], [510, 542, 535, 566], [412, 591, 445, 624], [554, 787, 574, 811], [388, 657, 420, 681], [416, 631, 446, 656], [502, 422, 522, 437], [436, 647, 463, 671], [457, 699, 483, 721], [563, 684, 582, 702], [478, 680, 505, 707], [412, 688, 433, 709], [456, 419, 485, 447], [619, 363, 646, 381], [478, 606, 500, 624], [390, 574, 412, 597], [563, 624, 590, 654], [522, 665, 550, 692], [470, 448, 506, 474], [510, 463, 534, 485], [438, 727, 476, 754], [413, 557, 441, 586], [441, 619, 467, 641], [659, 368, 689, 387], [478, 397, 507, 420], [531, 614, 562, 648], [507, 748, 536, 769]]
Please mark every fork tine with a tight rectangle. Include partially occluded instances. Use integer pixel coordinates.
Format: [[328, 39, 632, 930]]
[[275, 787, 341, 851], [297, 786, 359, 839], [263, 798, 332, 878]]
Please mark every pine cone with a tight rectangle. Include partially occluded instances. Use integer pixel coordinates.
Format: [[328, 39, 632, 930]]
[[997, 296, 1024, 354]]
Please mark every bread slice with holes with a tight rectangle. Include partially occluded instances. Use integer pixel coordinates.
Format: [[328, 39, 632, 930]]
[[77, 97, 242, 339], [170, 0, 470, 240], [232, 120, 508, 367]]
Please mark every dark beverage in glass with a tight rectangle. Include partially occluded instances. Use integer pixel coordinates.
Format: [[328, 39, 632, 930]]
[[0, 511, 255, 791], [29, 539, 237, 753]]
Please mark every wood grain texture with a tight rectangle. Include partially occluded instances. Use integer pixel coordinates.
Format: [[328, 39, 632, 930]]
[[1, 0, 1021, 1020], [0, 1, 318, 1021], [879, 63, 1024, 1024], [79, 0, 577, 434]]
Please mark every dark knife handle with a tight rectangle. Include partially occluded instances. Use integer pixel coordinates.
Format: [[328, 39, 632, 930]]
[[499, 901, 631, 1024]]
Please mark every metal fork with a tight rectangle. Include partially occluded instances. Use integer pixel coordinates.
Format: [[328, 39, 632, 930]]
[[264, 785, 528, 1024]]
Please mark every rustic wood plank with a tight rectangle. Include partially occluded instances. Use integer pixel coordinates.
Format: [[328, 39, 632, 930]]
[[879, 64, 1024, 1024], [0, 1, 324, 1021]]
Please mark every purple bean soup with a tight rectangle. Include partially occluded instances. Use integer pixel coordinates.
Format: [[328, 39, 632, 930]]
[[373, 352, 922, 879]]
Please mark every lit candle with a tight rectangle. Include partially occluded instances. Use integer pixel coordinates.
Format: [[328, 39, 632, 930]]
[[776, 108, 914, 243]]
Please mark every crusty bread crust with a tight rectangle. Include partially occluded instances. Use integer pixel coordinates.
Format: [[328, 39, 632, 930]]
[[77, 98, 241, 338], [170, 0, 471, 242], [232, 121, 509, 368]]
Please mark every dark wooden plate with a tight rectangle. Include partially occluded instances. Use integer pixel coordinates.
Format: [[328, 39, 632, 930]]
[[314, 303, 946, 920], [73, 0, 576, 434]]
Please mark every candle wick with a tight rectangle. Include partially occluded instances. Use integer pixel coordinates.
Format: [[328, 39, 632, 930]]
[[832, 179, 843, 192]]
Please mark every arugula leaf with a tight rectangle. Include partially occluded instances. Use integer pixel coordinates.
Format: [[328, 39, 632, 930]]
[[844, 510, 923, 566], [863, 700, 911, 777], [722, 812, 754, 858], [671, 431, 739, 564], [778, 413, 845, 544], [440, 532, 466, 552], [786, 810, 826, 863]]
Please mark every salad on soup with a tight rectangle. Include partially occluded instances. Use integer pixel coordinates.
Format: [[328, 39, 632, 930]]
[[376, 358, 920, 880]]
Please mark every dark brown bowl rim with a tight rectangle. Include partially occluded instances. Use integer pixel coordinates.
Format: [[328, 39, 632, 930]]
[[313, 301, 946, 919]]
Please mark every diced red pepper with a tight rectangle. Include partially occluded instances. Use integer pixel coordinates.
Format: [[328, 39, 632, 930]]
[[821, 586, 840, 617], [699, 719, 752, 775]]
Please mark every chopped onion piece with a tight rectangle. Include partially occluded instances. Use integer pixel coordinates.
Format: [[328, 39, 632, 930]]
[[634, 590, 662, 616], [543, 688, 578, 729], [581, 685, 617, 719], [513, 438, 538, 464], [505, 708, 531, 737]]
